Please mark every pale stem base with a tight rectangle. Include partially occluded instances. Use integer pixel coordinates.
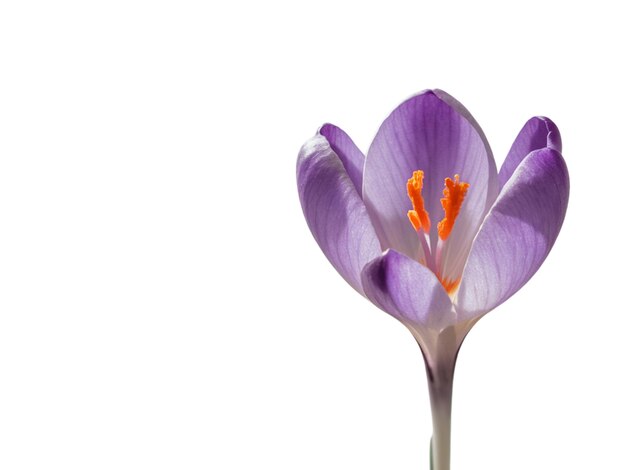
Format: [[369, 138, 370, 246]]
[[427, 361, 454, 470], [409, 322, 470, 470]]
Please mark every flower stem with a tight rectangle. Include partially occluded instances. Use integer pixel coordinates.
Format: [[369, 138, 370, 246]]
[[426, 356, 455, 470]]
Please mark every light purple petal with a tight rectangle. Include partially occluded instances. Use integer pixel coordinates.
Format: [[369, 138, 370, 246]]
[[456, 148, 569, 319], [499, 117, 561, 189], [363, 89, 498, 283], [297, 133, 381, 295], [320, 123, 365, 197], [361, 249, 454, 331]]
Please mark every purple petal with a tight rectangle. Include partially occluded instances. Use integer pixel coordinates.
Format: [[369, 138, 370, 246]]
[[499, 117, 561, 189], [456, 148, 569, 319], [361, 249, 454, 331], [363, 90, 498, 283], [320, 123, 365, 197], [297, 133, 381, 295]]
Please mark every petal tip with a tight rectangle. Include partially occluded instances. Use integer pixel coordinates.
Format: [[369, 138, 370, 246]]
[[316, 123, 365, 196], [318, 122, 334, 136], [499, 116, 563, 188], [530, 116, 562, 152], [296, 133, 328, 169]]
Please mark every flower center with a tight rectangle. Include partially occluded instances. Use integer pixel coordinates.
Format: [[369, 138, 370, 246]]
[[406, 171, 469, 294]]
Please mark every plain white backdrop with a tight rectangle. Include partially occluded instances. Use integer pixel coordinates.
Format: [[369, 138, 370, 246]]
[[0, 1, 622, 469]]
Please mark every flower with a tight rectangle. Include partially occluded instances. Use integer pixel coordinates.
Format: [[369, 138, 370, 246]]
[[296, 89, 569, 470]]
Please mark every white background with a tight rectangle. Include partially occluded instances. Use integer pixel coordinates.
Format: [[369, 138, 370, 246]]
[[0, 1, 622, 469]]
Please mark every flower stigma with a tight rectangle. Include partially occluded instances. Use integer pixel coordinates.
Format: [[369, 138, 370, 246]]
[[406, 171, 469, 294]]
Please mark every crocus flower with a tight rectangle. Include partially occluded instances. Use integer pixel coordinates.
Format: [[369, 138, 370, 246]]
[[296, 89, 569, 470]]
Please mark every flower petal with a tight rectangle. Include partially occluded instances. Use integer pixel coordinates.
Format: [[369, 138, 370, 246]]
[[320, 123, 365, 197], [363, 89, 498, 283], [361, 249, 454, 331], [499, 117, 561, 189], [297, 133, 381, 295], [456, 148, 569, 319]]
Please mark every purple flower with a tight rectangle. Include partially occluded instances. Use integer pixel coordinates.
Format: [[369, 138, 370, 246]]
[[296, 90, 569, 469]]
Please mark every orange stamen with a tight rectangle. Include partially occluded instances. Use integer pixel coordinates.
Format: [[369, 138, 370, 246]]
[[437, 275, 461, 295], [406, 170, 431, 233], [437, 174, 469, 241]]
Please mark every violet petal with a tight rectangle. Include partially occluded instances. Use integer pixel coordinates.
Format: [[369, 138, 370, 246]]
[[320, 123, 365, 197], [456, 148, 569, 319], [361, 249, 454, 331], [499, 117, 562, 189], [297, 133, 381, 295], [363, 90, 498, 283]]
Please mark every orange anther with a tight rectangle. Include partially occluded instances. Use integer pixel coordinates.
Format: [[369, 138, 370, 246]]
[[437, 174, 469, 241], [406, 170, 431, 233]]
